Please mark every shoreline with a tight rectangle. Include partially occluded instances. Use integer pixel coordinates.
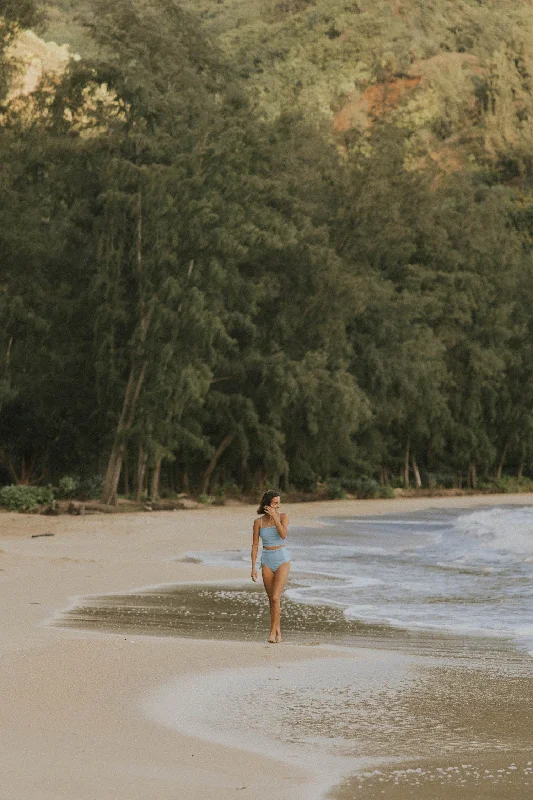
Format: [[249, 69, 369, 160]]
[[2, 493, 533, 799]]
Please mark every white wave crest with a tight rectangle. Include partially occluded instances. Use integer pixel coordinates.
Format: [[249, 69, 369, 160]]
[[453, 507, 533, 556]]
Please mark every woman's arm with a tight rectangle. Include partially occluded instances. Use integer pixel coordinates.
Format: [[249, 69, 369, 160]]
[[265, 507, 288, 539], [251, 519, 260, 581]]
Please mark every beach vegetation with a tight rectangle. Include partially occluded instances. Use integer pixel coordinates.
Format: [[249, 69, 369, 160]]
[[478, 476, 533, 495], [340, 477, 395, 500], [56, 475, 79, 499], [325, 480, 346, 500], [75, 475, 104, 501], [4, 0, 533, 505], [198, 494, 215, 506], [0, 484, 55, 512]]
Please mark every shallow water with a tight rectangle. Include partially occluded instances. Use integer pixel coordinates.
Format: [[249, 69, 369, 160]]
[[194, 505, 533, 657]]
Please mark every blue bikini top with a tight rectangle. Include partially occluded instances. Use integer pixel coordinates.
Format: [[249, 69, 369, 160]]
[[259, 522, 286, 547]]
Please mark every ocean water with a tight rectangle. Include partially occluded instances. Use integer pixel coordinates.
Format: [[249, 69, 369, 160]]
[[189, 505, 533, 657]]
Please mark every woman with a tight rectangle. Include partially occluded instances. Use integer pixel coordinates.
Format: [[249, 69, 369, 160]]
[[251, 489, 291, 643]]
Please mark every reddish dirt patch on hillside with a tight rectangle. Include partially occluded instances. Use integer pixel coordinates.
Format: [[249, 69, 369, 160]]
[[333, 52, 483, 135], [333, 75, 421, 133]]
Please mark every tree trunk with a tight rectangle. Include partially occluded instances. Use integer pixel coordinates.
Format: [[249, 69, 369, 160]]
[[403, 439, 410, 488], [150, 407, 172, 501], [136, 445, 147, 502], [101, 441, 125, 506], [9, 453, 40, 485], [467, 460, 477, 490], [122, 448, 130, 496], [517, 456, 525, 480], [2, 335, 13, 410], [101, 189, 154, 505], [425, 440, 433, 471], [201, 434, 234, 495], [5, 335, 12, 367], [412, 456, 422, 489], [495, 440, 509, 480], [21, 454, 36, 484], [151, 456, 162, 501], [101, 356, 150, 505], [2, 452, 19, 484], [171, 462, 177, 494]]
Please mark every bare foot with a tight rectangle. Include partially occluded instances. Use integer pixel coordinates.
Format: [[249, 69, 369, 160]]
[[275, 632, 282, 643], [268, 634, 277, 643]]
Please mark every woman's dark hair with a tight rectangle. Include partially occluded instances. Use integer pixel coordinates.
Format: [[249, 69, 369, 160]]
[[257, 489, 280, 515]]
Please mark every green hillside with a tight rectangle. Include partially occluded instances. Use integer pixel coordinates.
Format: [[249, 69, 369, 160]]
[[41, 0, 533, 178]]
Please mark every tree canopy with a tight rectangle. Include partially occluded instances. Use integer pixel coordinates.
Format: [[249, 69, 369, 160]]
[[2, 0, 533, 501]]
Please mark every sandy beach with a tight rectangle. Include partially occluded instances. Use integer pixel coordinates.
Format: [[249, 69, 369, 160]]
[[2, 493, 533, 800]]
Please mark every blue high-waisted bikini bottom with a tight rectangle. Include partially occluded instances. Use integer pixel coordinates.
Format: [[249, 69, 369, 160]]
[[261, 546, 291, 572]]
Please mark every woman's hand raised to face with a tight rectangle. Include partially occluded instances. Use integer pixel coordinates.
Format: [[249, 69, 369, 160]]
[[265, 505, 280, 522]]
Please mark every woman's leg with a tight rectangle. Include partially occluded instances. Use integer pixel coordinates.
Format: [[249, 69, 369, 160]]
[[261, 564, 277, 642], [271, 561, 290, 642]]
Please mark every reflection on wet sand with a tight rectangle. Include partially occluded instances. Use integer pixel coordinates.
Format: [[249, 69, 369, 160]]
[[54, 581, 520, 659]]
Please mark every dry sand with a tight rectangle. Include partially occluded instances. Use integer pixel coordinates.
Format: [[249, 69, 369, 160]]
[[2, 493, 533, 800]]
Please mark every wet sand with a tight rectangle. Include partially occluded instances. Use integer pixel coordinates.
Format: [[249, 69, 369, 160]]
[[2, 493, 533, 800], [54, 579, 522, 660], [330, 659, 533, 799], [54, 580, 533, 799], [332, 758, 533, 799]]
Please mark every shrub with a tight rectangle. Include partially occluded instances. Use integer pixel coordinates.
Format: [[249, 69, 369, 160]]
[[427, 472, 457, 489], [216, 481, 241, 498], [291, 464, 318, 493], [354, 478, 382, 499], [54, 474, 103, 501], [198, 494, 214, 505], [0, 485, 55, 512], [78, 475, 104, 500], [325, 479, 346, 499], [481, 476, 533, 494], [56, 475, 79, 499], [343, 477, 394, 500]]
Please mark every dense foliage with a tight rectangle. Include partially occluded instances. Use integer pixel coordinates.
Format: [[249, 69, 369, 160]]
[[3, 0, 533, 501], [0, 484, 54, 511]]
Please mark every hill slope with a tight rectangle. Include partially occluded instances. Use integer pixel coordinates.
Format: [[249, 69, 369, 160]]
[[38, 0, 533, 177]]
